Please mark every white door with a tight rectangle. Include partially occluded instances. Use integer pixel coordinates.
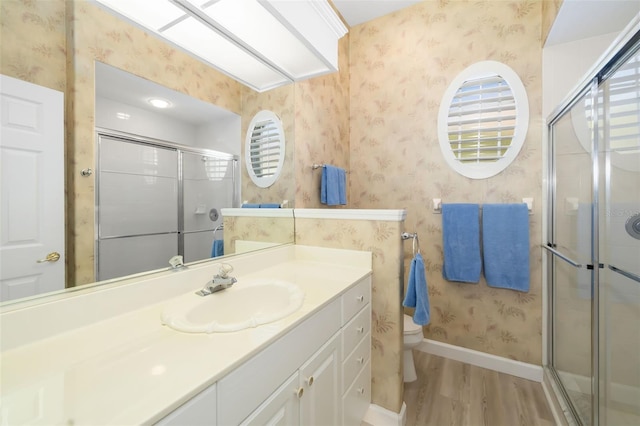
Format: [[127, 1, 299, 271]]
[[0, 75, 64, 302]]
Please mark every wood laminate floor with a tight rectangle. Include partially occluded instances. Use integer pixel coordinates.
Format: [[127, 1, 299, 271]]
[[403, 351, 556, 426]]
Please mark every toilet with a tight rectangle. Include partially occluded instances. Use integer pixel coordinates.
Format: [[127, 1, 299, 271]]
[[403, 314, 424, 382]]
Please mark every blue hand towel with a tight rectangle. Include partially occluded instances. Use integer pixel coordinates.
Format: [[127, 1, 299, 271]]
[[442, 203, 481, 283], [321, 165, 347, 206], [403, 252, 430, 325], [482, 203, 530, 292], [259, 203, 281, 208], [211, 239, 224, 258], [242, 203, 260, 208]]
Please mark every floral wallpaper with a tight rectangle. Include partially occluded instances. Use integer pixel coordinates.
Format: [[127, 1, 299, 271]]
[[294, 35, 351, 208], [223, 216, 295, 255], [295, 217, 405, 412], [0, 0, 66, 93], [349, 0, 545, 366], [241, 85, 296, 207]]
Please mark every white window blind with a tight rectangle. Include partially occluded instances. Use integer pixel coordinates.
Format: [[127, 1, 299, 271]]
[[203, 157, 230, 181], [588, 54, 640, 154], [249, 119, 281, 177], [245, 110, 285, 188], [438, 61, 528, 179], [447, 75, 516, 163]]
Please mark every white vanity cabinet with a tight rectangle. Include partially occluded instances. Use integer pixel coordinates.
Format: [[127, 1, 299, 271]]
[[241, 333, 341, 426], [157, 275, 371, 426], [340, 277, 372, 426]]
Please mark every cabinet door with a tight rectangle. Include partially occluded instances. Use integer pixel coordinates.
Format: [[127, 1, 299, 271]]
[[299, 333, 341, 426], [240, 372, 300, 426]]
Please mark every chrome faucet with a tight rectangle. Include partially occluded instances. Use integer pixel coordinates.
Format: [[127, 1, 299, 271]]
[[196, 263, 237, 296]]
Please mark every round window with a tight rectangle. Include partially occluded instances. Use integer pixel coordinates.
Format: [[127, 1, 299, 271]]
[[245, 110, 285, 188], [438, 61, 529, 179]]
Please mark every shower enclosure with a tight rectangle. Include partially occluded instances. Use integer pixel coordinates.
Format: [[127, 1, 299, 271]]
[[95, 132, 238, 281], [546, 32, 640, 425]]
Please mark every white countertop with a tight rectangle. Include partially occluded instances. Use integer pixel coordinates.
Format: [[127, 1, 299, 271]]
[[0, 246, 371, 425]]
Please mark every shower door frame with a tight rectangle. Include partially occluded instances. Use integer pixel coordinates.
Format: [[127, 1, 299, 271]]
[[94, 128, 239, 280], [546, 79, 600, 426], [545, 21, 640, 426]]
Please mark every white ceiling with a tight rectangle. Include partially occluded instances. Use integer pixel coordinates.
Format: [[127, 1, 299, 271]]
[[332, 0, 422, 27], [545, 0, 640, 46], [95, 62, 233, 125]]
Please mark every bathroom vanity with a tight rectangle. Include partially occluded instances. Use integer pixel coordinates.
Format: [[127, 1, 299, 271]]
[[0, 245, 372, 425]]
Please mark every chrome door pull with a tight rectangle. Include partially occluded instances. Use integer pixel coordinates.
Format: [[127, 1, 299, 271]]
[[608, 264, 640, 284], [542, 244, 582, 268], [37, 252, 60, 263]]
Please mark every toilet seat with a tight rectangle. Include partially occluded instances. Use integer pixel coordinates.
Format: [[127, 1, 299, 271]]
[[403, 314, 422, 334]]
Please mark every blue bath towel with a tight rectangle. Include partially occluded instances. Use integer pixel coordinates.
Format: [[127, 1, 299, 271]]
[[403, 252, 430, 325], [211, 239, 224, 258], [259, 203, 281, 208], [442, 203, 481, 283], [242, 203, 260, 208], [482, 203, 530, 292], [321, 165, 347, 206]]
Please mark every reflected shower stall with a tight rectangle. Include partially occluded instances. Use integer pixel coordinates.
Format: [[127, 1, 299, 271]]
[[546, 34, 640, 425], [95, 133, 238, 281]]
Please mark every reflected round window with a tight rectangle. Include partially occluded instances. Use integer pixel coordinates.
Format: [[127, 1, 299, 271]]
[[245, 110, 285, 188]]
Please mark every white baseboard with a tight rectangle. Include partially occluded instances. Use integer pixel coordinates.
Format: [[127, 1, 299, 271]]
[[417, 339, 544, 382], [363, 402, 406, 426]]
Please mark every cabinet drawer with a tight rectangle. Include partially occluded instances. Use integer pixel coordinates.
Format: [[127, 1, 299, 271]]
[[342, 304, 370, 360], [342, 359, 371, 426], [341, 277, 371, 324], [342, 332, 370, 394]]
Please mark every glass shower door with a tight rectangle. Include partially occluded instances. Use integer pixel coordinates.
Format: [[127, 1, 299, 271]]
[[599, 45, 640, 426], [181, 151, 236, 263], [548, 86, 596, 425]]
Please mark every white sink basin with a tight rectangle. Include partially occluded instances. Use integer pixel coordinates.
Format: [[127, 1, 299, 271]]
[[161, 279, 305, 333]]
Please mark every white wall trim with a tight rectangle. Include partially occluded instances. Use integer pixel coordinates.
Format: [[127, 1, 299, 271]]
[[220, 208, 294, 218], [363, 402, 407, 426], [417, 339, 544, 382], [293, 208, 407, 221]]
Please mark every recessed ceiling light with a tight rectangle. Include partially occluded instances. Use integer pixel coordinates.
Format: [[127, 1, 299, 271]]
[[148, 98, 171, 109]]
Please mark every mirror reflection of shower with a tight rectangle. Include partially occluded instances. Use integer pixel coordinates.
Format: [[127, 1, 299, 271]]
[[94, 62, 241, 281]]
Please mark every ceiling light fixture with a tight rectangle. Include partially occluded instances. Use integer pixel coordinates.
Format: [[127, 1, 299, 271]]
[[148, 98, 171, 109]]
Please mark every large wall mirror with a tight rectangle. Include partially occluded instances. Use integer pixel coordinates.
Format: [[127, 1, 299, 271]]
[[0, 1, 295, 306]]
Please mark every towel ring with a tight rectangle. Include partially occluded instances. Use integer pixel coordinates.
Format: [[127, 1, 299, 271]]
[[401, 232, 421, 256], [213, 223, 224, 240]]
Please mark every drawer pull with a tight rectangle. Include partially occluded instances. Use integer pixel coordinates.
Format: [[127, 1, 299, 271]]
[[357, 357, 364, 364], [357, 327, 364, 333], [356, 295, 364, 302], [306, 376, 314, 386], [296, 387, 304, 398], [357, 387, 365, 395]]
